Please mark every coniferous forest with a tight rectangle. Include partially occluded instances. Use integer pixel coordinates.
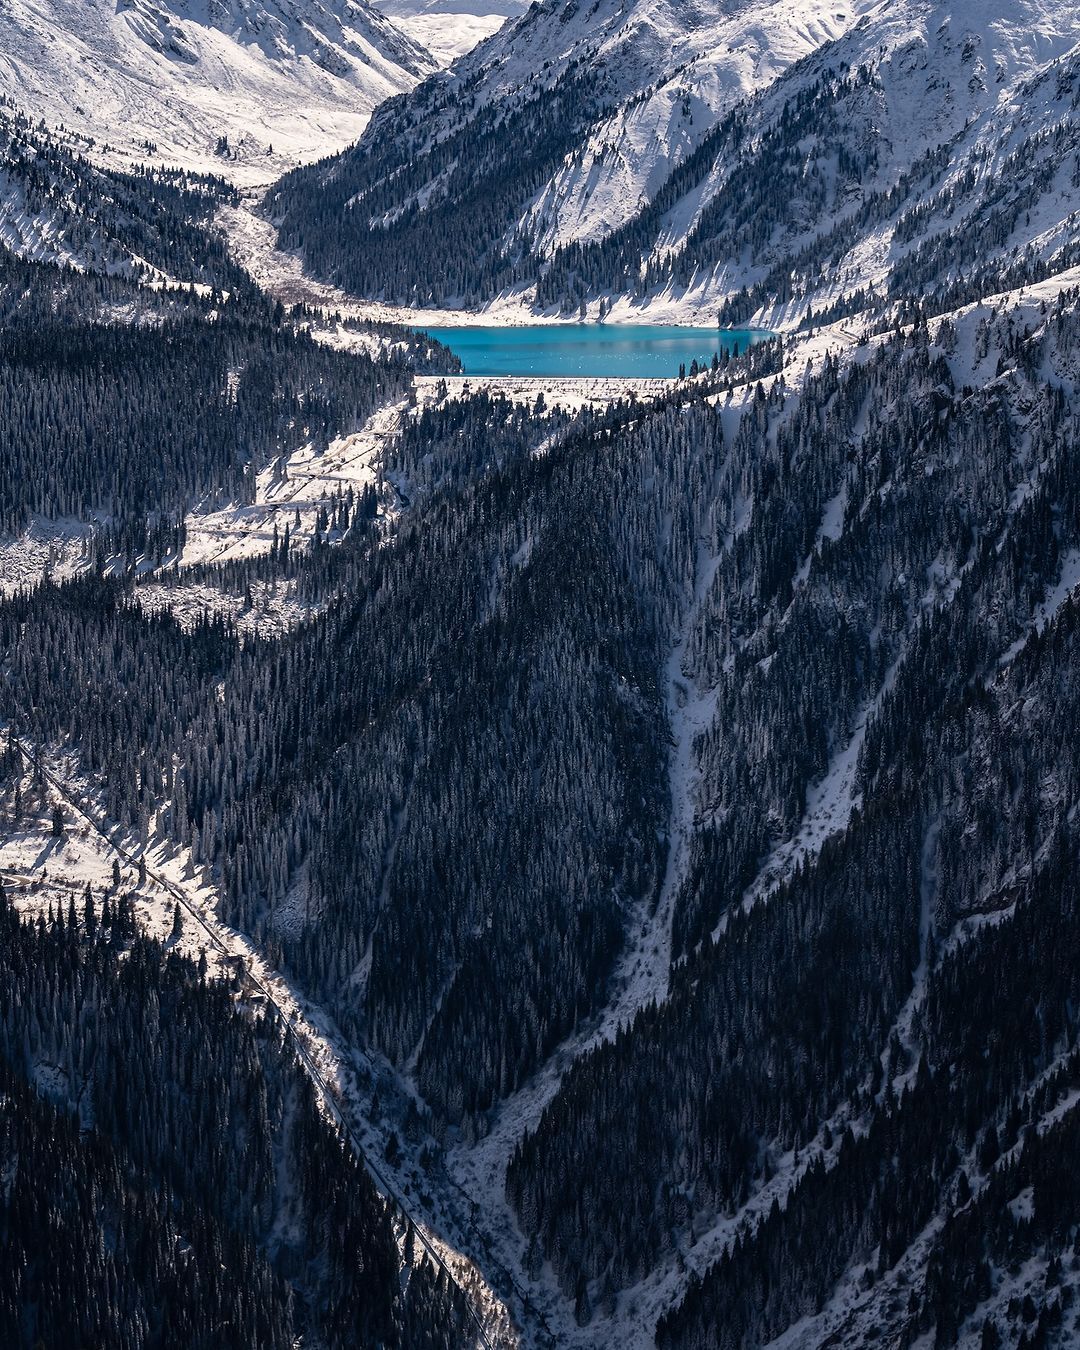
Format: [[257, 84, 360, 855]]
[[0, 888, 475, 1349], [7, 3, 1080, 1347]]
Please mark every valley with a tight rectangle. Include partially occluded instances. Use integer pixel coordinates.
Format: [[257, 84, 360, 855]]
[[4, 1, 1080, 1349]]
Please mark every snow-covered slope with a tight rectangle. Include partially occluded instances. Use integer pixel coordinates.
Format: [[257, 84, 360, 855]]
[[0, 103, 253, 284], [266, 0, 880, 303], [470, 0, 1080, 256], [270, 0, 1080, 322], [387, 0, 875, 242], [374, 0, 524, 65], [510, 0, 871, 252], [630, 0, 1080, 321], [0, 0, 435, 179]]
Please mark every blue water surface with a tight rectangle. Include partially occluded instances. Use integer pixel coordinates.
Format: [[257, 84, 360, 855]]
[[422, 325, 767, 379]]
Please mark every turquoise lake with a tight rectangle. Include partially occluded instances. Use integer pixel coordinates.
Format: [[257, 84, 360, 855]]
[[422, 325, 767, 379]]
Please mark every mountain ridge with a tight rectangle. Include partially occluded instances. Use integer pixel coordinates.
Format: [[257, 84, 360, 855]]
[[267, 0, 1080, 323], [0, 0, 436, 180]]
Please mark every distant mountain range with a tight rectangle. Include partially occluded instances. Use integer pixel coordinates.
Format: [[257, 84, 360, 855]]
[[374, 0, 526, 65], [268, 0, 1080, 319]]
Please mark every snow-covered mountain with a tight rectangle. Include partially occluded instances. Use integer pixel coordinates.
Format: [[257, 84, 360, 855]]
[[269, 0, 1080, 317], [0, 0, 436, 179], [12, 2, 1080, 1347], [588, 0, 1080, 323], [374, 0, 525, 66], [266, 0, 877, 302], [485, 0, 871, 253]]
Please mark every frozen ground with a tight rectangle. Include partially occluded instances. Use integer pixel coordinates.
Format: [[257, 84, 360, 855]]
[[132, 401, 406, 630], [0, 742, 229, 977], [0, 519, 96, 598], [0, 401, 405, 630], [180, 399, 404, 569], [415, 372, 672, 411]]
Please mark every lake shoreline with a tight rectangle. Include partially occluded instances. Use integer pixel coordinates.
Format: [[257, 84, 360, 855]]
[[421, 324, 771, 380]]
